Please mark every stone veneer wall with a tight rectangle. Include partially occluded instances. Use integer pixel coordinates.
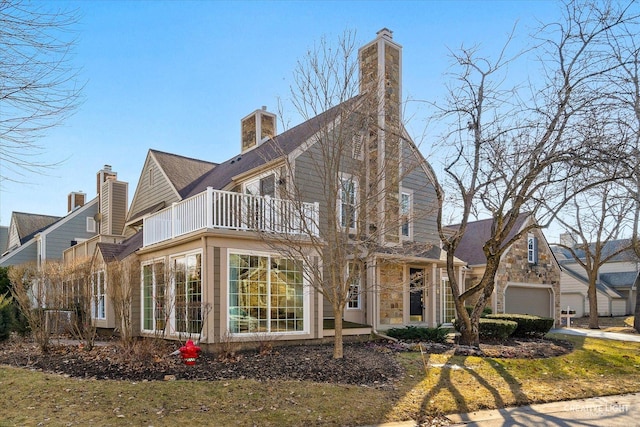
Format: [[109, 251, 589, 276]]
[[379, 261, 404, 325], [494, 229, 561, 321]]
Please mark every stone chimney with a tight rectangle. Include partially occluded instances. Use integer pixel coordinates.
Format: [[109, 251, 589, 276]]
[[358, 28, 402, 244], [67, 191, 86, 213], [559, 232, 577, 248], [241, 106, 277, 153]]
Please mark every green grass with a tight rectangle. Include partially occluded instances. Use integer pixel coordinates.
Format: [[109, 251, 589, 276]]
[[1, 333, 639, 426]]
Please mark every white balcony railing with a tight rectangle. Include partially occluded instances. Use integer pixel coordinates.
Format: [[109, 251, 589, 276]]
[[143, 187, 319, 247]]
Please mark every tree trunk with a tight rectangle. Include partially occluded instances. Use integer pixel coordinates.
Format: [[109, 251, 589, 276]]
[[587, 278, 600, 329], [458, 324, 480, 347], [634, 286, 640, 333], [333, 314, 344, 359]]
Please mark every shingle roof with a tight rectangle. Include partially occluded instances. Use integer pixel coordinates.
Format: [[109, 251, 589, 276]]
[[96, 231, 143, 262], [449, 213, 530, 266], [182, 96, 362, 198], [150, 150, 217, 198], [12, 212, 61, 244], [600, 271, 638, 289]]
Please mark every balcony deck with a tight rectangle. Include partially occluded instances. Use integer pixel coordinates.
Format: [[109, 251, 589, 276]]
[[143, 187, 319, 247]]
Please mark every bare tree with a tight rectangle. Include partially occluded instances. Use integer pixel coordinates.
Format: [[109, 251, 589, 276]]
[[106, 258, 139, 349], [555, 176, 634, 329], [248, 30, 437, 359], [0, 0, 83, 183], [432, 0, 637, 346]]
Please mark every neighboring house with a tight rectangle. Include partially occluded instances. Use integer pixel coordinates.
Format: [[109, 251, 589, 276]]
[[64, 29, 472, 348], [552, 238, 638, 317], [452, 214, 562, 324], [0, 226, 8, 255]]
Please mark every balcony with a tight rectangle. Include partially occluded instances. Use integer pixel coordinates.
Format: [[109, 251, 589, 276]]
[[143, 187, 319, 247]]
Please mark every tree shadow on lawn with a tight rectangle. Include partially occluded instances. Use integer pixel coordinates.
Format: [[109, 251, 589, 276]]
[[414, 336, 587, 424]]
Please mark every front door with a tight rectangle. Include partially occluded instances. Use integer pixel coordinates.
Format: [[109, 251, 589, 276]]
[[409, 268, 424, 322]]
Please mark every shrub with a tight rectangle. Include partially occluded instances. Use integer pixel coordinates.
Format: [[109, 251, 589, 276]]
[[486, 314, 554, 337], [0, 294, 15, 341], [386, 325, 450, 343], [478, 318, 518, 341]]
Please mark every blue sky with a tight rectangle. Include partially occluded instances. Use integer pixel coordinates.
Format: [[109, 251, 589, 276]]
[[0, 0, 561, 229]]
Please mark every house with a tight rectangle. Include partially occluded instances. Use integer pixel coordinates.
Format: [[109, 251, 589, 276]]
[[63, 29, 476, 349], [452, 214, 562, 324], [552, 238, 638, 317], [0, 165, 128, 270]]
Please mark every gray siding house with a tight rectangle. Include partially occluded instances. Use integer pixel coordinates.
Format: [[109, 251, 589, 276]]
[[64, 29, 469, 348]]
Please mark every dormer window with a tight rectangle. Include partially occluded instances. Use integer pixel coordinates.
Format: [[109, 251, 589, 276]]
[[527, 234, 538, 265]]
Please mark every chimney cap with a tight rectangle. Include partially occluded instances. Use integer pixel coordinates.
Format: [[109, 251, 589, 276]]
[[377, 28, 393, 39]]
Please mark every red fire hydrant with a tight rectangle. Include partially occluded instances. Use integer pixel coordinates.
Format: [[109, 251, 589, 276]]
[[179, 339, 201, 366]]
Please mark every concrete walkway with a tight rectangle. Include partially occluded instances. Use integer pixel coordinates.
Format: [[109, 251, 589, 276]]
[[550, 327, 640, 342], [446, 392, 640, 426]]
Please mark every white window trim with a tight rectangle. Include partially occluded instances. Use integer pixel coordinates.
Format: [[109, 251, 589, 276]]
[[92, 270, 106, 320], [527, 234, 538, 265], [338, 173, 358, 233], [440, 276, 455, 325], [346, 262, 361, 310], [86, 217, 96, 233], [227, 248, 310, 337], [400, 188, 413, 241], [140, 258, 166, 334], [168, 250, 203, 339], [243, 170, 279, 197]]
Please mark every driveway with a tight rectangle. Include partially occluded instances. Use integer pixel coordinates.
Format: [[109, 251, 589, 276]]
[[550, 327, 640, 343]]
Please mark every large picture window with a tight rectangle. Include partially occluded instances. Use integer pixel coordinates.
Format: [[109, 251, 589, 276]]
[[228, 253, 305, 334]]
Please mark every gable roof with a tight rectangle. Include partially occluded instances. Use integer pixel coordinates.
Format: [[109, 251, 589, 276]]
[[11, 212, 62, 244], [450, 213, 530, 266], [560, 263, 625, 297], [182, 97, 362, 198], [553, 239, 638, 264], [150, 149, 217, 198]]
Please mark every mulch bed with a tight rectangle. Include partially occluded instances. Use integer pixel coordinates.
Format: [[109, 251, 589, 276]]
[[0, 336, 573, 385]]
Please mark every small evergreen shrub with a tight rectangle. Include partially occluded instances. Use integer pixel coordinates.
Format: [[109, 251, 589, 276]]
[[478, 318, 518, 341], [486, 314, 554, 337], [386, 325, 450, 343], [0, 294, 15, 341]]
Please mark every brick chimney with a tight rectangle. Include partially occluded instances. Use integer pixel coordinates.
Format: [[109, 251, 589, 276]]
[[241, 106, 277, 153], [67, 191, 86, 213]]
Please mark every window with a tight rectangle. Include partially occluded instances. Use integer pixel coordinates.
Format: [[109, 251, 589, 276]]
[[92, 270, 106, 320], [86, 217, 96, 233], [339, 174, 357, 230], [173, 253, 202, 334], [228, 252, 305, 334], [440, 277, 456, 324], [400, 191, 412, 239], [142, 261, 166, 332], [527, 235, 538, 265], [347, 262, 361, 309]]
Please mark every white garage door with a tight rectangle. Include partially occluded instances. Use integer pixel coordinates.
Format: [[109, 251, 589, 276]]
[[560, 294, 584, 317], [505, 286, 552, 318]]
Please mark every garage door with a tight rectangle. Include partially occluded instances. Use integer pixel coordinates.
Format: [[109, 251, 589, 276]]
[[560, 294, 584, 317], [505, 286, 552, 318]]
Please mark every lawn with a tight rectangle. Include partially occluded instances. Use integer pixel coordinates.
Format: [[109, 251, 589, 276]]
[[1, 333, 639, 426]]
